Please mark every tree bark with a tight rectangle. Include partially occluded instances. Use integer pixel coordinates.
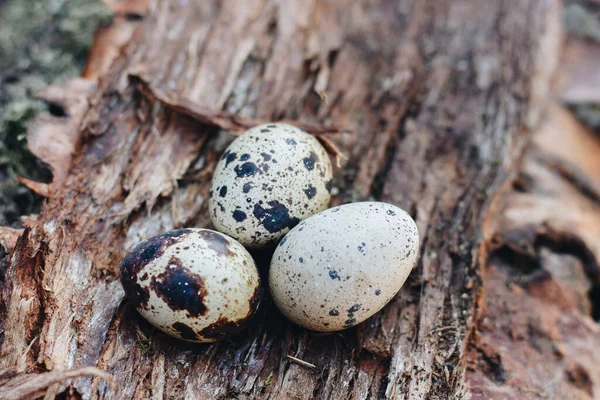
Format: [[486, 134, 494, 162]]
[[0, 0, 564, 399], [467, 105, 600, 400]]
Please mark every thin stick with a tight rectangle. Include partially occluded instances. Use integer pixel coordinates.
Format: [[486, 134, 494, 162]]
[[286, 355, 316, 370]]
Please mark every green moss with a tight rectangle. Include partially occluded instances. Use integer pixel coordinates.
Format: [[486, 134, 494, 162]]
[[0, 0, 112, 226]]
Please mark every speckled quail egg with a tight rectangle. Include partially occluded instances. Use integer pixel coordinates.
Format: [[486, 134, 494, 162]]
[[269, 202, 419, 332], [209, 123, 333, 248], [120, 228, 261, 342]]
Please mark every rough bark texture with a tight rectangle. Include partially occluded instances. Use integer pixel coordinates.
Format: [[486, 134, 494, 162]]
[[466, 106, 600, 399], [0, 0, 564, 399]]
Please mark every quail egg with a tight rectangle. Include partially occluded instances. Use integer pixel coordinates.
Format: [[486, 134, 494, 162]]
[[209, 123, 333, 248], [269, 202, 419, 332], [120, 228, 261, 342]]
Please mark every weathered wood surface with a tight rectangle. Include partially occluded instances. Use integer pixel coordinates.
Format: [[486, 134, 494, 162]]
[[467, 106, 600, 400], [0, 0, 563, 398]]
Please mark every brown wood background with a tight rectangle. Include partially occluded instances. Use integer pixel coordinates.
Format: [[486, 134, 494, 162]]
[[3, 0, 599, 399]]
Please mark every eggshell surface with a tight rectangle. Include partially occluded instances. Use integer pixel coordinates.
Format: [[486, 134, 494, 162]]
[[269, 202, 419, 332], [120, 228, 261, 342], [209, 123, 333, 248]]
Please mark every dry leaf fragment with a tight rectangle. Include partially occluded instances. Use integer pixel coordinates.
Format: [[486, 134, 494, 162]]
[[17, 177, 51, 198]]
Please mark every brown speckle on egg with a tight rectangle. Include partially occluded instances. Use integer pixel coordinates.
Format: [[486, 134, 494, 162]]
[[269, 202, 419, 332], [120, 228, 261, 342], [209, 123, 333, 248]]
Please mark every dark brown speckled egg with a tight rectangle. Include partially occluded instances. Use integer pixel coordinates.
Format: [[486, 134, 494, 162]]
[[120, 228, 261, 342], [209, 123, 333, 248], [269, 202, 419, 332]]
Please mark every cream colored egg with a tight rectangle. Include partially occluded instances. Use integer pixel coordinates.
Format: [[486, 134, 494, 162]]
[[269, 202, 419, 332], [120, 228, 261, 342], [209, 123, 333, 248]]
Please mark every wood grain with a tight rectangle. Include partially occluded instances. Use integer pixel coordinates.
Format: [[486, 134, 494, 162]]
[[0, 0, 562, 398]]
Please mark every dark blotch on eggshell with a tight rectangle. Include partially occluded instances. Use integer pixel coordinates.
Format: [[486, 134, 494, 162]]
[[196, 230, 234, 257], [343, 304, 361, 327], [303, 151, 318, 170], [150, 256, 208, 317], [253, 201, 300, 233], [303, 184, 317, 199], [240, 153, 250, 161], [329, 309, 339, 316], [234, 162, 258, 178], [242, 182, 253, 193], [172, 322, 198, 341], [121, 229, 191, 308], [261, 152, 272, 161], [232, 210, 247, 222], [285, 138, 297, 146], [348, 304, 361, 313], [219, 186, 227, 197], [224, 151, 237, 167], [199, 317, 244, 341], [329, 269, 340, 280]]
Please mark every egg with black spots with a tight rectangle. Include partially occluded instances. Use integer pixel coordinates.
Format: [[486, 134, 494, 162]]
[[269, 202, 419, 332], [120, 228, 261, 342], [209, 123, 333, 248]]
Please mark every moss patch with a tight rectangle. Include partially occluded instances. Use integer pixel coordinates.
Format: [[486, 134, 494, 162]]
[[0, 0, 111, 226]]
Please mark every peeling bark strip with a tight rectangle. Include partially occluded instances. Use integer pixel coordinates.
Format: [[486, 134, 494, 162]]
[[131, 73, 346, 136], [0, 1, 560, 399]]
